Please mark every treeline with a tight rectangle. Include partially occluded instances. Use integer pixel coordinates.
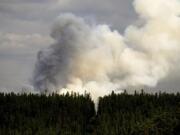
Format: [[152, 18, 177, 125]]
[[0, 92, 95, 135], [96, 91, 180, 135], [0, 91, 179, 135]]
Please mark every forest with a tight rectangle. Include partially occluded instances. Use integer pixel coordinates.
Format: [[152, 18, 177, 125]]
[[0, 91, 179, 135]]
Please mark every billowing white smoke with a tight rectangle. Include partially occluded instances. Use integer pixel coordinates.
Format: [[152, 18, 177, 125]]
[[33, 0, 180, 102]]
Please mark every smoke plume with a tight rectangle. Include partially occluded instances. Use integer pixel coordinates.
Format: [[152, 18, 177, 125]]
[[33, 0, 180, 101]]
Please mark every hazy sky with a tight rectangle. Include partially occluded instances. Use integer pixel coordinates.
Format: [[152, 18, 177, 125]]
[[0, 0, 179, 93]]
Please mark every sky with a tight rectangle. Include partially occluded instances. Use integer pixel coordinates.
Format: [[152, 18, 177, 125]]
[[0, 0, 180, 93]]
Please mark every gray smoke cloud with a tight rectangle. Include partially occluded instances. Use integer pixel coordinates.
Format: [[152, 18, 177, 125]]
[[33, 0, 180, 101]]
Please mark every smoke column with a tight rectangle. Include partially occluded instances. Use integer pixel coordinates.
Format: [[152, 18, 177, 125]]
[[33, 0, 180, 102]]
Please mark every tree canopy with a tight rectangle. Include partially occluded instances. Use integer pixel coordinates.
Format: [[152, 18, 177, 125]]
[[0, 91, 179, 135]]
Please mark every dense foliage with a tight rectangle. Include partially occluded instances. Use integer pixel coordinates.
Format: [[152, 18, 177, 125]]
[[0, 91, 179, 135], [0, 92, 95, 135], [96, 91, 180, 135]]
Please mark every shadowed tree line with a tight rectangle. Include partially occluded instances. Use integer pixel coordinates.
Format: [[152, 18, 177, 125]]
[[0, 92, 95, 135], [95, 91, 180, 135], [0, 90, 179, 135]]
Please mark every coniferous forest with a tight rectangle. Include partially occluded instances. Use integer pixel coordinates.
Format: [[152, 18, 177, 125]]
[[0, 91, 179, 135]]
